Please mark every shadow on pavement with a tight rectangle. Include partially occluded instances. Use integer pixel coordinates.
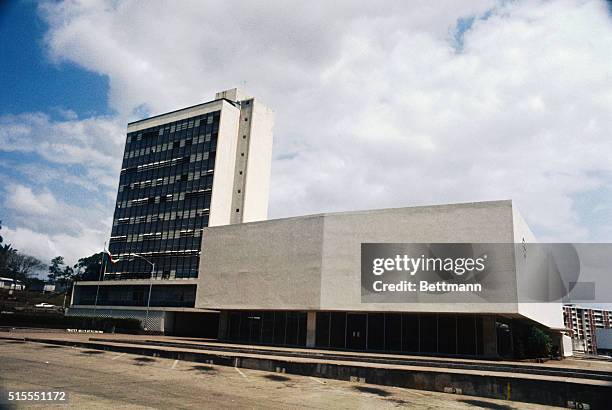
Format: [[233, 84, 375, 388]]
[[263, 374, 291, 382], [80, 350, 105, 355], [190, 365, 217, 374], [133, 357, 156, 365], [352, 385, 391, 397], [459, 399, 512, 410]]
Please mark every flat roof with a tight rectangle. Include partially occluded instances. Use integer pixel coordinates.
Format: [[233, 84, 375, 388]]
[[204, 199, 514, 229], [127, 97, 237, 127]]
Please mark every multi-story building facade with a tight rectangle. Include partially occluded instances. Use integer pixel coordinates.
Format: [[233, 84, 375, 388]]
[[67, 88, 567, 359], [68, 89, 274, 334], [563, 304, 612, 354]]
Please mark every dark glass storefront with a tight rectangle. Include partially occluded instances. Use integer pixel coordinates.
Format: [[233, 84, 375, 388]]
[[72, 285, 196, 308], [223, 310, 485, 355], [225, 310, 308, 347], [315, 312, 484, 356]]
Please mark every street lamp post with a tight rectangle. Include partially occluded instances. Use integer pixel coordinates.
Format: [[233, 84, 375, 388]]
[[129, 253, 155, 332]]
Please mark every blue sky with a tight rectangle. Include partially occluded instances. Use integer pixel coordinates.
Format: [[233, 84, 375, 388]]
[[0, 2, 110, 118], [1, 0, 612, 276]]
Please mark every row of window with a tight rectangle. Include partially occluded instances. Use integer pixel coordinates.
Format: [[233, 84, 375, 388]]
[[113, 208, 210, 227], [119, 157, 215, 187], [113, 201, 211, 223], [122, 150, 212, 174], [117, 189, 211, 209], [126, 115, 216, 145], [123, 133, 213, 160], [105, 250, 201, 279], [119, 170, 214, 193], [112, 220, 209, 239], [73, 284, 197, 307], [110, 228, 204, 243], [122, 142, 216, 170]]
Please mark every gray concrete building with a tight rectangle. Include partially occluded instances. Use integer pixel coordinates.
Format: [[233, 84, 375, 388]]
[[196, 200, 565, 358], [68, 90, 565, 358]]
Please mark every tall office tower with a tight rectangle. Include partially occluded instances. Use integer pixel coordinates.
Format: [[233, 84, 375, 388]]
[[69, 89, 274, 333]]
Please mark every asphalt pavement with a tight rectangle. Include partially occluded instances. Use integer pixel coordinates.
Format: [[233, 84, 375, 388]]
[[0, 338, 563, 409]]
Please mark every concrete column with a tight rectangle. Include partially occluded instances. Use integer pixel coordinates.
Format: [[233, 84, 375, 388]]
[[218, 311, 229, 340], [306, 311, 317, 348], [482, 315, 498, 358]]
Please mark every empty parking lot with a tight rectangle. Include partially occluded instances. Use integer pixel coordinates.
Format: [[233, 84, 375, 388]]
[[0, 339, 561, 409]]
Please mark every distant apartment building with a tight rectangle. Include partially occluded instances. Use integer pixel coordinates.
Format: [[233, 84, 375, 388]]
[[563, 304, 612, 354]]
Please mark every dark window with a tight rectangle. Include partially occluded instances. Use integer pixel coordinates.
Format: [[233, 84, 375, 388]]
[[315, 312, 331, 348], [384, 313, 402, 352], [330, 312, 346, 348], [274, 312, 287, 345], [286, 312, 300, 345], [366, 313, 384, 351], [402, 314, 420, 352], [457, 315, 477, 355], [438, 315, 457, 354], [261, 312, 275, 344], [420, 314, 438, 353]]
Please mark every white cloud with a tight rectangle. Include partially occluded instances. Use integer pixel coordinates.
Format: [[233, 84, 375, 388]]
[[2, 184, 112, 264], [0, 112, 123, 262], [2, 225, 106, 267], [0, 112, 125, 186], [3, 0, 612, 265]]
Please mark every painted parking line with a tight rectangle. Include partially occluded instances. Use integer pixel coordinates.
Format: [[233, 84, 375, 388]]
[[234, 367, 250, 381], [111, 353, 126, 360], [171, 359, 179, 369], [309, 377, 326, 385]]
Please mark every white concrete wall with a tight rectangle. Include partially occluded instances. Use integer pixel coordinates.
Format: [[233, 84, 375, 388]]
[[241, 99, 274, 222], [319, 201, 517, 314], [208, 101, 241, 227], [196, 215, 324, 310], [197, 201, 530, 316], [512, 205, 564, 329]]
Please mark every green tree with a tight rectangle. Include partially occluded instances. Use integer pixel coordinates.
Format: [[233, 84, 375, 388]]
[[59, 265, 75, 287], [73, 252, 104, 281], [526, 326, 553, 358], [0, 221, 17, 277], [48, 256, 65, 284]]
